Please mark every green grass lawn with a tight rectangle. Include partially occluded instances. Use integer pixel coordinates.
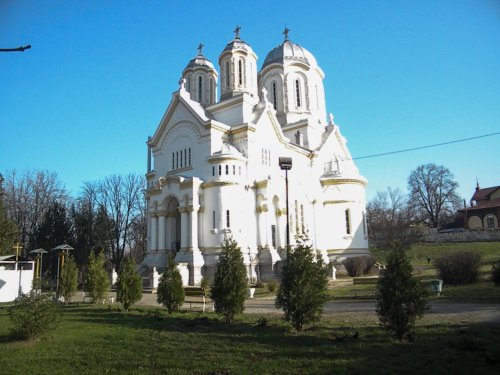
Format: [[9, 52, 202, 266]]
[[329, 242, 500, 302], [0, 305, 499, 374]]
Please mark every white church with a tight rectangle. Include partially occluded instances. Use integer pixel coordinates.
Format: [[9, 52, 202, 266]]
[[142, 28, 369, 285]]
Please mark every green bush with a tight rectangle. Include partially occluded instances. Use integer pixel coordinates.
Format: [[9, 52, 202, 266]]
[[85, 252, 110, 303], [342, 256, 376, 277], [267, 281, 278, 293], [211, 236, 247, 323], [434, 250, 482, 285], [364, 256, 377, 274], [157, 255, 185, 314], [492, 260, 500, 286], [200, 276, 210, 297], [276, 240, 329, 332], [116, 258, 143, 310], [59, 256, 78, 303], [8, 292, 61, 340], [376, 243, 427, 341]]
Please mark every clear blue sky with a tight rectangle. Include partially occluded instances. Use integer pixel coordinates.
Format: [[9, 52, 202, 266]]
[[1, 0, 499, 202]]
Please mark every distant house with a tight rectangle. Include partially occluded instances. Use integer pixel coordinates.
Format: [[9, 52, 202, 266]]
[[461, 183, 500, 229]]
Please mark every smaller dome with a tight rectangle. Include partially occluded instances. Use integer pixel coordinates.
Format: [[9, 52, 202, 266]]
[[262, 40, 318, 70], [183, 43, 216, 72], [184, 55, 216, 72]]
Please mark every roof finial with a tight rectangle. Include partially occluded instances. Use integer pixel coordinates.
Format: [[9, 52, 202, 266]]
[[476, 177, 480, 191], [234, 25, 241, 39], [283, 27, 290, 41], [197, 42, 204, 56]]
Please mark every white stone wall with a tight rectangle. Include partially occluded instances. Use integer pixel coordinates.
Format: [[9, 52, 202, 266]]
[[0, 262, 34, 303]]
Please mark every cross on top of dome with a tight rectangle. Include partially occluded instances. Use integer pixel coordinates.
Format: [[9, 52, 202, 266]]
[[197, 42, 204, 56], [234, 25, 241, 39], [283, 27, 290, 41]]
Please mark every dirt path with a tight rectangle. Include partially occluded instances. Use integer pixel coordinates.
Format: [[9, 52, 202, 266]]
[[133, 293, 500, 324]]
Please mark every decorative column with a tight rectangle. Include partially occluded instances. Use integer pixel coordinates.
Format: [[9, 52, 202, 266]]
[[165, 213, 172, 250], [189, 205, 199, 249], [150, 213, 158, 252], [178, 206, 189, 250], [262, 204, 272, 248], [256, 205, 264, 248], [158, 212, 166, 251]]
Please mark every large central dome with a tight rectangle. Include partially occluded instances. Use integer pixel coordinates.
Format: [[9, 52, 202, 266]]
[[262, 40, 318, 70]]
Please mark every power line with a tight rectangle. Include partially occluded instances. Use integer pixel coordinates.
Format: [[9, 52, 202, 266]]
[[352, 131, 500, 160], [0, 45, 31, 52]]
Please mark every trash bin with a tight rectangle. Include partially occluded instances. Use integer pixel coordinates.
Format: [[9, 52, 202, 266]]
[[430, 279, 443, 296]]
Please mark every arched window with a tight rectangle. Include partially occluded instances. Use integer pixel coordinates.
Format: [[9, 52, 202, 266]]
[[183, 149, 187, 167], [225, 165, 229, 175], [218, 165, 221, 176], [238, 60, 243, 85], [272, 82, 277, 110], [486, 216, 495, 229], [212, 166, 215, 176], [198, 76, 203, 102], [300, 204, 305, 234], [176, 151, 179, 169], [233, 165, 235, 175], [172, 153, 175, 170], [186, 76, 191, 91], [225, 61, 230, 89], [226, 210, 230, 228], [345, 209, 351, 235], [212, 210, 216, 229], [295, 79, 301, 108], [188, 148, 191, 165], [209, 78, 214, 103]]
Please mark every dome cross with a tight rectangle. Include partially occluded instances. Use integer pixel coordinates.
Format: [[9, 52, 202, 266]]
[[234, 25, 241, 39], [197, 42, 204, 56], [283, 27, 290, 41]]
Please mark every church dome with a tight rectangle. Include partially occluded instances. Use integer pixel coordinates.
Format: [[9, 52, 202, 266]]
[[262, 39, 318, 70], [220, 37, 256, 58], [181, 43, 218, 107], [184, 55, 216, 71]]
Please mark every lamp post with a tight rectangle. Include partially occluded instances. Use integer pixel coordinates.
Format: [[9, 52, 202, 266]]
[[29, 248, 48, 290], [52, 244, 74, 298], [279, 157, 292, 255]]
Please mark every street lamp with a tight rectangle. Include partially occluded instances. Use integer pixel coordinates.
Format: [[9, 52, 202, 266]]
[[29, 248, 48, 289], [51, 244, 74, 298], [279, 157, 292, 254]]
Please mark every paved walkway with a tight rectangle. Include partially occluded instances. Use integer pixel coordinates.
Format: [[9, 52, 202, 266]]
[[134, 293, 500, 324]]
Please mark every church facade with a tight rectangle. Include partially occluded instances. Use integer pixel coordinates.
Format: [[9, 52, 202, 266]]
[[142, 29, 369, 285]]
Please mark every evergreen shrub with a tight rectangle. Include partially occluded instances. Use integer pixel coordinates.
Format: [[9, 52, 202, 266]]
[[491, 260, 500, 286], [211, 236, 247, 323], [434, 250, 482, 285], [157, 255, 185, 314], [8, 292, 61, 340], [116, 258, 143, 310], [376, 243, 427, 341], [276, 240, 329, 331], [85, 252, 110, 303]]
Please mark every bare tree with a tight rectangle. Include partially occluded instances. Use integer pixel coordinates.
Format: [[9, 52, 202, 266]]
[[367, 187, 412, 245], [93, 174, 144, 272], [3, 169, 67, 253], [407, 164, 460, 228], [128, 192, 147, 264]]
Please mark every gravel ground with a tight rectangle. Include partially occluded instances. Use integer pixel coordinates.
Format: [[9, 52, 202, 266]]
[[128, 292, 500, 324]]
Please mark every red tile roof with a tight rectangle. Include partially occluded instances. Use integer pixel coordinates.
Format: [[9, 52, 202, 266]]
[[471, 186, 500, 202], [465, 197, 500, 211]]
